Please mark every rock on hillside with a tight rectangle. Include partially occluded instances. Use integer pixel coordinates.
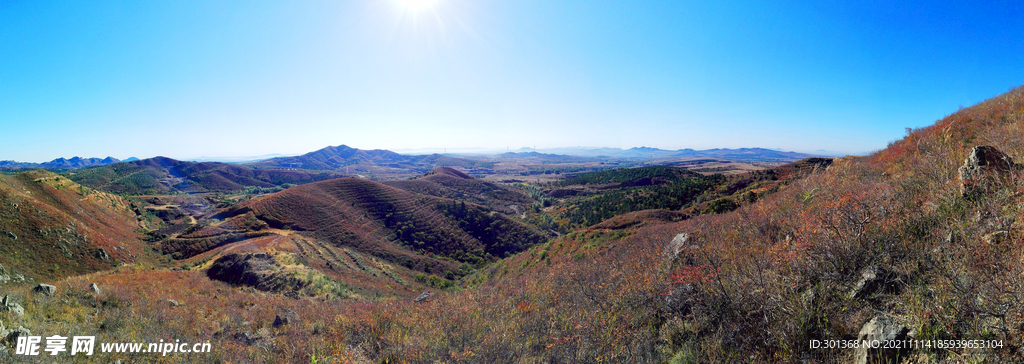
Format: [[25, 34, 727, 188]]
[[207, 253, 307, 293]]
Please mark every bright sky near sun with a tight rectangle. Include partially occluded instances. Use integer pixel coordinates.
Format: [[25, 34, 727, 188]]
[[1, 0, 1023, 162]]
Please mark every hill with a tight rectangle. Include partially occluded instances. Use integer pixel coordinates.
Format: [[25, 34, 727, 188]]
[[158, 177, 548, 276], [537, 162, 831, 229], [385, 167, 534, 214], [67, 157, 342, 195], [251, 144, 481, 173], [0, 170, 150, 281]]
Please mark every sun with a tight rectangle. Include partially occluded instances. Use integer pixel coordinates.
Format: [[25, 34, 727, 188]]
[[395, 0, 438, 11]]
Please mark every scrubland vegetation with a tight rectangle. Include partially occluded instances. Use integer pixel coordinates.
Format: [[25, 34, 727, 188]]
[[4, 87, 1024, 362]]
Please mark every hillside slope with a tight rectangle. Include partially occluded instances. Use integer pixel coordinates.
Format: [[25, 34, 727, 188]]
[[385, 167, 534, 214], [68, 157, 341, 194], [0, 170, 149, 281], [159, 177, 548, 275]]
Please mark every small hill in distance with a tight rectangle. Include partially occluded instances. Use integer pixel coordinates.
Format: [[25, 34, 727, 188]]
[[385, 167, 534, 214], [250, 144, 482, 174]]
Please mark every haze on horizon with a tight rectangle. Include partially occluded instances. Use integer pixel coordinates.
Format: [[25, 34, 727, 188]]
[[1, 0, 1022, 163]]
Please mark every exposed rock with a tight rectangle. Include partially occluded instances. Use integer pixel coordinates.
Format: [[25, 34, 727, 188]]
[[235, 328, 273, 347], [89, 283, 101, 294], [273, 310, 298, 328], [959, 145, 1017, 197], [5, 231, 15, 240], [167, 299, 180, 307], [32, 284, 56, 297], [0, 272, 26, 284], [95, 248, 111, 261], [666, 233, 690, 258], [207, 253, 310, 293], [4, 326, 31, 345], [414, 290, 432, 303], [983, 230, 1009, 244], [849, 266, 880, 299], [854, 316, 909, 364], [0, 302, 24, 317]]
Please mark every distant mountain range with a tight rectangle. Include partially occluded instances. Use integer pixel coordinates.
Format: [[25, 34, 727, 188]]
[[0, 156, 123, 169], [0, 145, 824, 174], [516, 146, 821, 161]]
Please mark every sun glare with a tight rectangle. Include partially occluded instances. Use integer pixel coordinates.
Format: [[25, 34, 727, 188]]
[[395, 0, 438, 11]]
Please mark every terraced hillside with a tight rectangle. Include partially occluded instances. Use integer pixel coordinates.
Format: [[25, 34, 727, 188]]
[[160, 177, 549, 277]]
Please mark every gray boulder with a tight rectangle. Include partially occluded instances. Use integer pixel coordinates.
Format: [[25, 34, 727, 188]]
[[854, 316, 909, 364], [959, 145, 1017, 197], [89, 283, 101, 295], [32, 284, 56, 296], [414, 290, 432, 303], [0, 295, 24, 317]]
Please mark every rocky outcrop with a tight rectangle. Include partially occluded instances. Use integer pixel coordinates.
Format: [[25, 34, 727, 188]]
[[32, 284, 56, 297], [0, 295, 24, 317], [89, 283, 101, 295], [3, 326, 31, 346], [414, 290, 432, 303], [854, 316, 909, 364], [235, 328, 273, 348], [666, 233, 690, 259], [207, 253, 310, 293], [959, 146, 1018, 197], [273, 310, 298, 327]]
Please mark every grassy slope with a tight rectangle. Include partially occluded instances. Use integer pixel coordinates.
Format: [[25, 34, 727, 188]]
[[9, 87, 1024, 363], [0, 170, 150, 280]]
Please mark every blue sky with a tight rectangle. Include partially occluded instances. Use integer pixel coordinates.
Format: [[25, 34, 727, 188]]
[[1, 0, 1022, 162]]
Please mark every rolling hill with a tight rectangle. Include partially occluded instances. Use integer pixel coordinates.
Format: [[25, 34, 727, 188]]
[[67, 156, 342, 195], [251, 144, 481, 173], [384, 167, 534, 214], [158, 176, 549, 276]]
